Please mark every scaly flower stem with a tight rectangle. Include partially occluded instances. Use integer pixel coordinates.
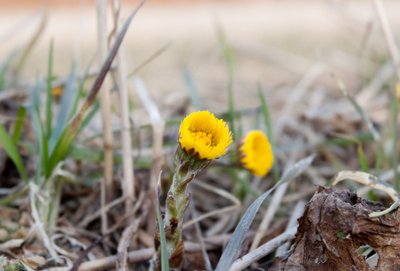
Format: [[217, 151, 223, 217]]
[[161, 148, 209, 269], [156, 111, 232, 269]]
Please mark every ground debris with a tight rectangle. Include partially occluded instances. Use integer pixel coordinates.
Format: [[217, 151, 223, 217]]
[[272, 186, 400, 271]]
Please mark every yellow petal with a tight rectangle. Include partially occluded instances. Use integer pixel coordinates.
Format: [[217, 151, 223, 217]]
[[178, 111, 232, 160], [239, 130, 274, 176]]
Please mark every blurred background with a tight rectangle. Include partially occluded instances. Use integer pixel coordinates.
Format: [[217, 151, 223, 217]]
[[1, 0, 400, 114]]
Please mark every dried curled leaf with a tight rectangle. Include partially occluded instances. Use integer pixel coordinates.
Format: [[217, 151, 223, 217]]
[[332, 170, 400, 217], [272, 187, 400, 271]]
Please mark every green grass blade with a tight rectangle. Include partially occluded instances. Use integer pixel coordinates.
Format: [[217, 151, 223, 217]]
[[0, 124, 28, 182], [128, 42, 170, 77], [258, 86, 280, 181], [374, 143, 384, 175], [258, 87, 273, 141], [46, 40, 54, 138], [29, 81, 49, 179], [69, 146, 104, 162], [80, 101, 100, 134], [225, 168, 258, 199], [216, 23, 236, 140], [12, 106, 26, 144], [215, 155, 314, 271], [0, 186, 28, 206], [30, 79, 42, 111], [69, 64, 91, 120], [31, 108, 49, 178], [322, 132, 373, 147], [236, 113, 243, 144], [182, 67, 202, 110], [0, 66, 5, 91], [49, 63, 77, 152], [390, 93, 399, 189], [357, 144, 369, 172], [342, 87, 380, 142], [156, 186, 169, 271]]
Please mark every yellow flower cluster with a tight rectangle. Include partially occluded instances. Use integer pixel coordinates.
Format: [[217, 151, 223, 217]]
[[239, 130, 274, 176], [178, 111, 274, 177], [178, 111, 232, 160]]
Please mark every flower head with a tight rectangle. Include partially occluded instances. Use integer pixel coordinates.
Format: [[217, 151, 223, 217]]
[[178, 111, 232, 160], [239, 130, 274, 176]]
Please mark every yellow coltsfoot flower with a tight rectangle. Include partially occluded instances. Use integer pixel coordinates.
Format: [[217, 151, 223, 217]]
[[178, 111, 233, 160], [239, 130, 274, 177]]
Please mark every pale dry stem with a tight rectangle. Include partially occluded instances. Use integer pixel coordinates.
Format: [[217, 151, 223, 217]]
[[29, 183, 60, 262], [133, 78, 165, 234], [96, 0, 114, 235], [115, 19, 136, 207]]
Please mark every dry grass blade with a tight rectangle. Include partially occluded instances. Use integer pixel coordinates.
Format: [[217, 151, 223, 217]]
[[274, 63, 325, 137], [133, 78, 164, 235], [184, 181, 240, 229], [133, 78, 164, 192], [114, 1, 136, 206], [77, 248, 155, 271], [338, 81, 380, 141], [332, 170, 398, 201], [250, 182, 288, 251], [48, 1, 145, 174], [369, 199, 400, 218], [79, 196, 127, 228], [373, 0, 400, 79], [13, 11, 47, 80], [333, 170, 400, 219], [229, 227, 297, 271], [69, 1, 145, 131], [190, 204, 213, 271], [96, 0, 113, 234], [128, 42, 171, 77], [117, 219, 140, 271], [276, 200, 305, 257], [29, 183, 60, 262], [215, 155, 314, 271], [356, 61, 393, 104]]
